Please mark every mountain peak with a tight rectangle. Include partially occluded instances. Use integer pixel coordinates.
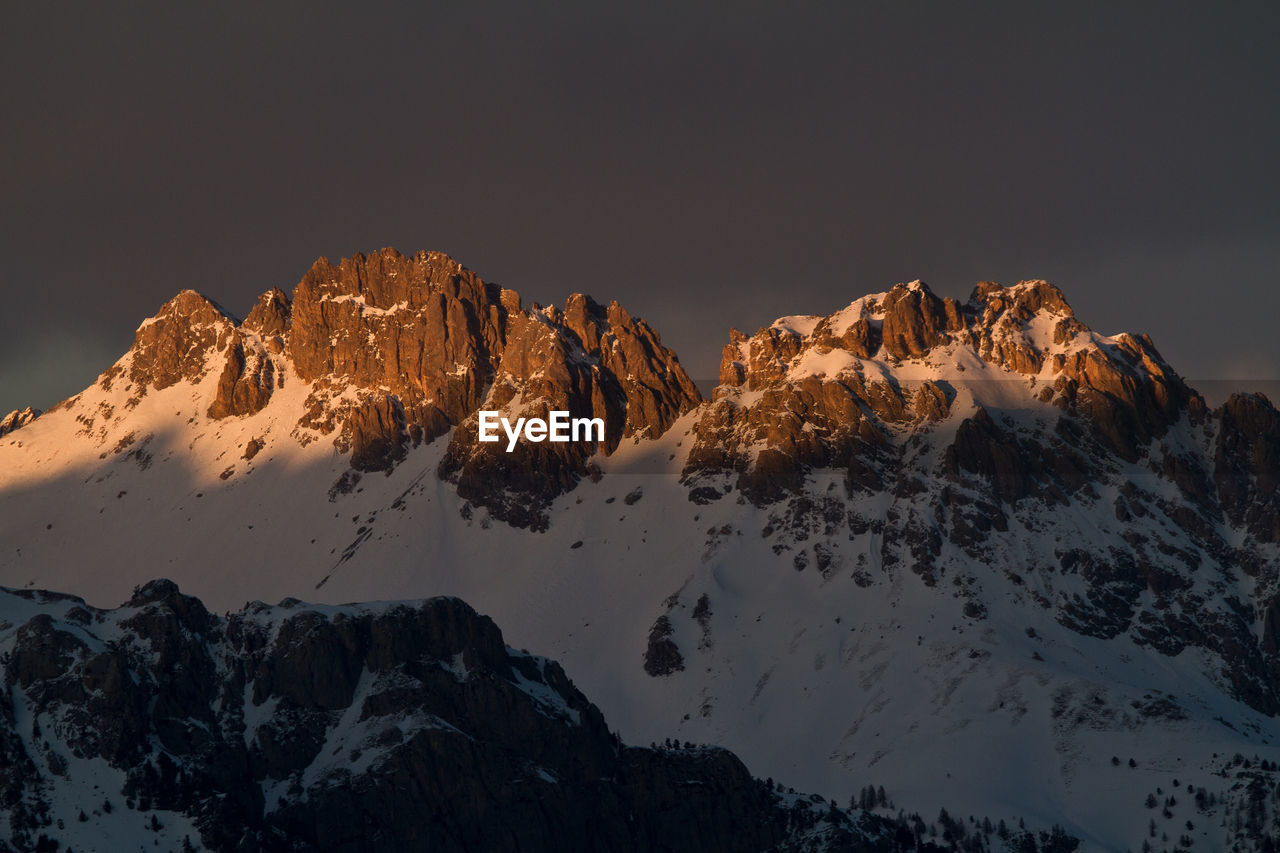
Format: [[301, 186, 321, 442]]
[[286, 248, 700, 521], [42, 248, 701, 529], [970, 277, 1074, 314], [723, 277, 1164, 386], [243, 287, 291, 337], [691, 277, 1198, 507], [7, 262, 1280, 851], [126, 289, 238, 393]]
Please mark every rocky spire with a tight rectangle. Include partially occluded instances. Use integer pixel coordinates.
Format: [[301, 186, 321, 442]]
[[0, 407, 39, 438]]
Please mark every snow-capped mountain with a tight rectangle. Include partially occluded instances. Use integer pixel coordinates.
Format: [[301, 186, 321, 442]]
[[3, 580, 925, 852], [3, 250, 1279, 851]]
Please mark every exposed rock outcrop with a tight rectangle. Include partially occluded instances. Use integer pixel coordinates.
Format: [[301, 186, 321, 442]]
[[111, 248, 702, 528], [242, 287, 291, 339], [686, 279, 1195, 508], [207, 331, 276, 419], [0, 581, 911, 852], [439, 291, 700, 529], [679, 279, 1280, 715], [1214, 392, 1280, 544], [0, 407, 39, 438], [643, 614, 684, 677], [287, 250, 507, 433], [127, 290, 237, 393], [880, 282, 962, 359]]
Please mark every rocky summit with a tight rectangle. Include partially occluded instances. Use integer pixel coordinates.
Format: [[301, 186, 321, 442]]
[[681, 279, 1280, 720], [3, 256, 1280, 851], [102, 248, 699, 528], [686, 279, 1193, 504]]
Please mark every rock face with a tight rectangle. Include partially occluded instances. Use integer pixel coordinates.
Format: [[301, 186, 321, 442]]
[[127, 290, 238, 392], [10, 264, 1276, 850], [286, 250, 507, 439], [688, 279, 1194, 502], [643, 614, 684, 677], [0, 407, 39, 438], [0, 581, 913, 852], [879, 283, 963, 360], [1214, 392, 1280, 545], [439, 292, 701, 529], [683, 279, 1280, 715], [207, 331, 276, 419], [112, 248, 701, 528]]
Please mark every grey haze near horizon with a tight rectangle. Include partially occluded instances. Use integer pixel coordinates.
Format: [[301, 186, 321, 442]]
[[1, 1, 1277, 414]]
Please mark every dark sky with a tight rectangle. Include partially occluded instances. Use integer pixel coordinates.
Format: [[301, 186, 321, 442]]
[[3, 1, 1278, 412]]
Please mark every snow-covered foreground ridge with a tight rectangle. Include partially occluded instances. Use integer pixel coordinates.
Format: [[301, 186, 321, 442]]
[[3, 248, 1280, 851], [1, 579, 945, 852]]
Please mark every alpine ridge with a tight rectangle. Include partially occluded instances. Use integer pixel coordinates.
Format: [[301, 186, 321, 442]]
[[684, 278, 1280, 716], [98, 248, 700, 528], [3, 251, 1280, 851], [1, 580, 960, 852]]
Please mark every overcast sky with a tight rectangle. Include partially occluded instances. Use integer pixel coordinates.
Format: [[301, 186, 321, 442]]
[[2, 1, 1277, 412]]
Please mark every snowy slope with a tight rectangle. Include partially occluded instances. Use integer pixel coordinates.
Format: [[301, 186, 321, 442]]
[[3, 276, 1280, 851]]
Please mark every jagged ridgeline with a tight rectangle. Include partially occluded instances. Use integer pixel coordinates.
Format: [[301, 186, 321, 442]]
[[0, 580, 996, 853], [677, 279, 1280, 716], [685, 279, 1196, 503], [93, 248, 700, 528], [5, 251, 1280, 851]]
